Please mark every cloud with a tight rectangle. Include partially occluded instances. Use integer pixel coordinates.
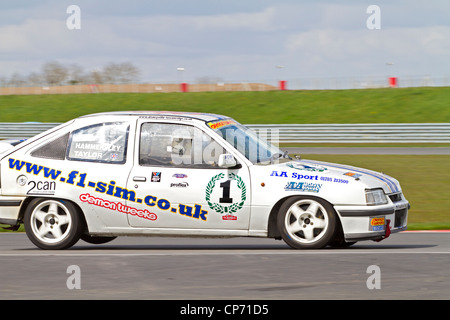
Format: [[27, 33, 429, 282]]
[[284, 25, 450, 76], [0, 1, 449, 82]]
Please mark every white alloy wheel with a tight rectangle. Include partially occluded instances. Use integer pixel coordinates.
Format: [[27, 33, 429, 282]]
[[24, 198, 83, 250], [278, 197, 337, 249]]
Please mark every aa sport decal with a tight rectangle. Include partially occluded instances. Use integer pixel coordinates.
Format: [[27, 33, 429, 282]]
[[205, 172, 246, 216]]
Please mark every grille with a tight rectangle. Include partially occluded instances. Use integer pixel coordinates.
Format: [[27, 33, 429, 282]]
[[389, 193, 402, 202], [394, 209, 407, 227]]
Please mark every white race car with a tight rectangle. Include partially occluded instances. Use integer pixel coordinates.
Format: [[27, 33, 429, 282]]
[[0, 111, 409, 249]]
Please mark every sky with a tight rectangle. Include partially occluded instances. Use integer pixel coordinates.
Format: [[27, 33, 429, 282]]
[[0, 0, 449, 84]]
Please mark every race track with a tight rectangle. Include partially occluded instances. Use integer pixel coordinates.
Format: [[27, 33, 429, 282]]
[[0, 232, 449, 301]]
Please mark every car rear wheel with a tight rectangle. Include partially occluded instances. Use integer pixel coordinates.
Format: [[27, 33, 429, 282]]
[[24, 198, 84, 250], [277, 196, 337, 249]]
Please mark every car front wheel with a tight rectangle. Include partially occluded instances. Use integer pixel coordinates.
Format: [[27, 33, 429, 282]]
[[277, 196, 337, 249], [24, 198, 84, 250]]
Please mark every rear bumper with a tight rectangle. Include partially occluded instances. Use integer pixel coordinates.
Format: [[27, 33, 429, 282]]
[[0, 197, 24, 225], [335, 199, 409, 242]]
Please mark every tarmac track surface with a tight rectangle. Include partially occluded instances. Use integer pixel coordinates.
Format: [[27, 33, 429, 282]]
[[0, 232, 449, 300]]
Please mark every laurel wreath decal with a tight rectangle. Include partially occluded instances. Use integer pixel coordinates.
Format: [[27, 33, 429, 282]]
[[205, 173, 246, 214]]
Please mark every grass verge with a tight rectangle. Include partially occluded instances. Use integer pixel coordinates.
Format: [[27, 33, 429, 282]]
[[0, 87, 449, 123]]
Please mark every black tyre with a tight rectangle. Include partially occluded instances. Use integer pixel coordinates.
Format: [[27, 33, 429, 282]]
[[81, 234, 117, 244], [328, 222, 357, 248], [24, 198, 84, 250], [277, 196, 337, 249]]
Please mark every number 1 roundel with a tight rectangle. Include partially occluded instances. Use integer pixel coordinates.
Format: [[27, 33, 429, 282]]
[[205, 173, 246, 215]]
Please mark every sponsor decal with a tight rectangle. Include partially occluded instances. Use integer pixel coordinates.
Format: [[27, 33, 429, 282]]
[[151, 172, 161, 182], [173, 173, 188, 179], [207, 119, 236, 130], [370, 216, 385, 231], [8, 158, 208, 221], [222, 214, 237, 221], [286, 163, 327, 172], [205, 172, 246, 215], [80, 193, 157, 221], [272, 170, 320, 181], [27, 180, 56, 195], [344, 172, 362, 179], [271, 170, 349, 184], [270, 171, 288, 177], [284, 182, 322, 193], [170, 182, 189, 188], [292, 172, 319, 181], [319, 176, 349, 184]]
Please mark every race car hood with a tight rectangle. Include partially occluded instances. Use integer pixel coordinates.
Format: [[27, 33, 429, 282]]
[[266, 159, 401, 194]]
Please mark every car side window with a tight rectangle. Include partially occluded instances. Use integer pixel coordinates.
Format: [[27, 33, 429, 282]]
[[67, 122, 129, 164], [31, 133, 70, 160], [139, 123, 225, 168]]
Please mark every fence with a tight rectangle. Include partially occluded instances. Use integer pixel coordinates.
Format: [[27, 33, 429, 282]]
[[247, 123, 450, 143], [1, 75, 449, 94], [0, 122, 449, 143], [0, 82, 278, 95]]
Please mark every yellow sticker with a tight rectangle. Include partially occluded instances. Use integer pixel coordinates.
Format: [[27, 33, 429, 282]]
[[371, 217, 385, 226], [207, 119, 236, 129]]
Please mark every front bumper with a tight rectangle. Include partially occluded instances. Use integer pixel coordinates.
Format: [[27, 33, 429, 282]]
[[335, 198, 409, 242]]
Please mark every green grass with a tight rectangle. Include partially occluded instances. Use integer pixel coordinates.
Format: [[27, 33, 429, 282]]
[[0, 87, 449, 123]]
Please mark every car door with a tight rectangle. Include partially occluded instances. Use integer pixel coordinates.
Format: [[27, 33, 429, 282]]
[[125, 120, 251, 230]]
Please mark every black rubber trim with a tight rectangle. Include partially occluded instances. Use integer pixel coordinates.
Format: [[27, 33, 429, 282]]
[[339, 207, 394, 217], [0, 200, 22, 207]]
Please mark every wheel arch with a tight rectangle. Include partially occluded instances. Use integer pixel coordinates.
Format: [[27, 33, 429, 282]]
[[18, 196, 89, 233], [267, 194, 342, 240]]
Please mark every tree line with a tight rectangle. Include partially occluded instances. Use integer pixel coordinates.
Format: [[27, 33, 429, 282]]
[[1, 61, 141, 87]]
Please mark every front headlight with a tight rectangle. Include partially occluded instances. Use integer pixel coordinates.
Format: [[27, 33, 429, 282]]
[[365, 188, 388, 206]]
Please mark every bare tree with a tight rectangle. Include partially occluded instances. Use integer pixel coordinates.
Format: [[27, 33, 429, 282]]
[[42, 61, 69, 86], [27, 72, 43, 87], [2, 61, 142, 87], [0, 77, 7, 87], [67, 64, 86, 85], [101, 62, 140, 84], [87, 69, 103, 84], [8, 73, 26, 87]]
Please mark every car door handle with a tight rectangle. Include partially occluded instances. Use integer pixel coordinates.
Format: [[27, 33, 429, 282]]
[[133, 176, 147, 182]]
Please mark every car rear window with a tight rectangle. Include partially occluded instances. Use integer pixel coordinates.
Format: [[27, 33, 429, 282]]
[[67, 122, 129, 164]]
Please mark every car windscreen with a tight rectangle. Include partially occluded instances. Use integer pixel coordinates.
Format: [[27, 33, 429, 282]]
[[207, 119, 284, 164]]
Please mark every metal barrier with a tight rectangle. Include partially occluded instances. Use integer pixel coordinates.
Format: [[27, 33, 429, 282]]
[[247, 123, 450, 143], [0, 122, 449, 143], [0, 123, 60, 140]]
